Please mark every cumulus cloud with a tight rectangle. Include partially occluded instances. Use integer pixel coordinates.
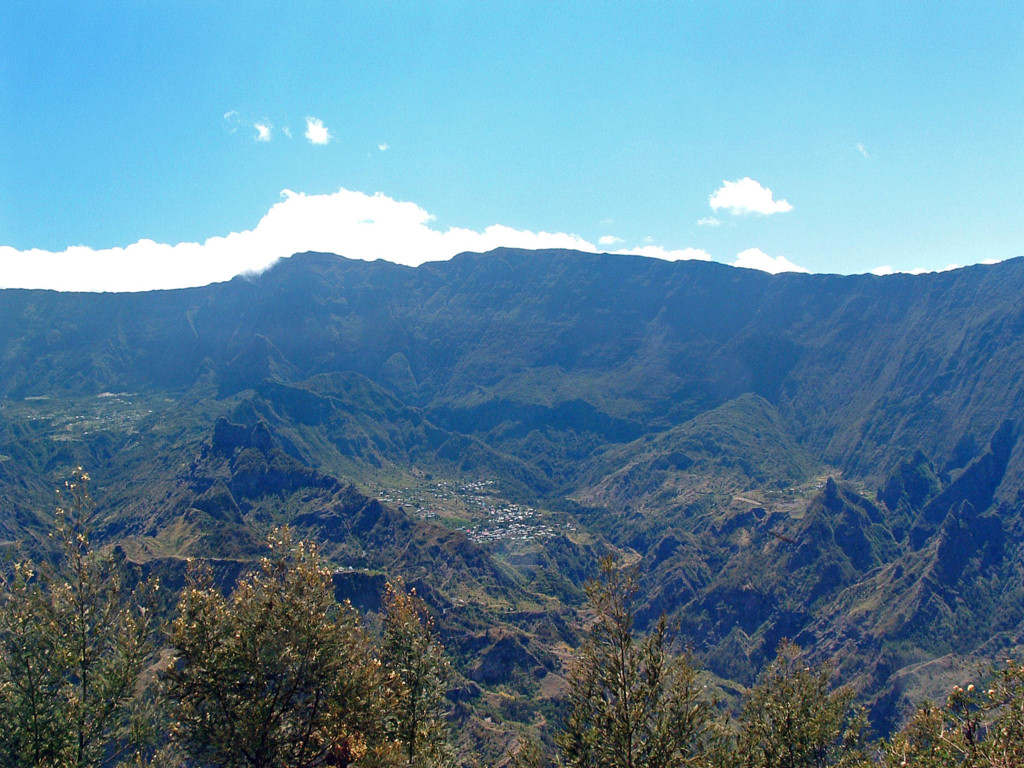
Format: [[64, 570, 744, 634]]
[[254, 122, 272, 142], [598, 235, 624, 247], [378, 142, 389, 151], [0, 188, 602, 292], [856, 143, 869, 158], [614, 245, 712, 262], [709, 178, 792, 216], [305, 117, 331, 145], [731, 247, 809, 274], [696, 217, 721, 227]]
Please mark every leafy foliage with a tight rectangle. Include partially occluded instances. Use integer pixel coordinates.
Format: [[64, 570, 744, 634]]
[[557, 556, 711, 768], [380, 580, 455, 767], [163, 528, 386, 768], [726, 641, 868, 768], [881, 661, 1024, 768], [0, 468, 158, 768]]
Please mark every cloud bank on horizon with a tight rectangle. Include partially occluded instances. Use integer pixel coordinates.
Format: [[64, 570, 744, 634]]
[[0, 188, 616, 291], [0, 182, 970, 292], [732, 248, 809, 275], [0, 187, 714, 292]]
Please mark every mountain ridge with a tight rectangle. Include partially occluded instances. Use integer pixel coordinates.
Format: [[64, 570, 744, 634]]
[[3, 247, 1024, 743]]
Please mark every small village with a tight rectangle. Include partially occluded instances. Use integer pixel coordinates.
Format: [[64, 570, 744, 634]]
[[6, 392, 156, 439], [376, 477, 573, 545]]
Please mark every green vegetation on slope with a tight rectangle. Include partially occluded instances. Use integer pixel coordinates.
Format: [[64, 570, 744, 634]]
[[3, 250, 1024, 756]]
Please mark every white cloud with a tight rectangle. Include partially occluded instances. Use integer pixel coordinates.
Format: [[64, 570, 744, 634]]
[[222, 110, 241, 134], [0, 188, 602, 292], [305, 117, 331, 145], [696, 217, 721, 227], [282, 126, 292, 138], [871, 262, 963, 276], [731, 247, 809, 274], [709, 178, 792, 215], [614, 245, 712, 262], [378, 142, 389, 151], [0, 187, 752, 292], [856, 143, 869, 158], [598, 235, 624, 247], [254, 122, 272, 142]]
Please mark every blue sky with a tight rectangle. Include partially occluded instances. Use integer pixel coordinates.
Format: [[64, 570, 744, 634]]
[[1, 2, 1023, 290]]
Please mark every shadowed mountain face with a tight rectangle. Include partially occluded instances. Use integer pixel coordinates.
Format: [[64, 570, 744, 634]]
[[2, 247, 1024, 736], [3, 249, 1021, 482]]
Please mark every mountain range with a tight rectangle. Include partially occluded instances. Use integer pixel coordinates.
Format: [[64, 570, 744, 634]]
[[2, 248, 1023, 751]]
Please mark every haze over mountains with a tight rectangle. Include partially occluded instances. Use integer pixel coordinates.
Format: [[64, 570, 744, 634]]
[[1, 247, 1023, 745]]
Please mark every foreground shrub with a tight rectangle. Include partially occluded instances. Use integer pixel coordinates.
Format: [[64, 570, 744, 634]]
[[557, 557, 712, 768], [163, 528, 387, 768], [380, 580, 455, 767], [0, 468, 158, 768]]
